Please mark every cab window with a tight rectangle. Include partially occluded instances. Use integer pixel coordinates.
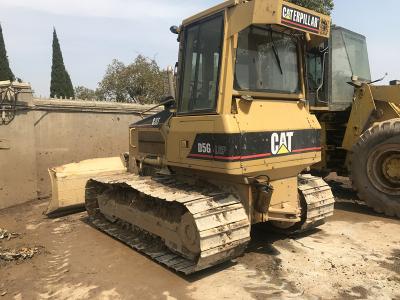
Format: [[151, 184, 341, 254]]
[[179, 14, 224, 113], [235, 26, 300, 94]]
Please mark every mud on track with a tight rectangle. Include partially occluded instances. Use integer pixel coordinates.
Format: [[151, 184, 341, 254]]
[[0, 175, 399, 299]]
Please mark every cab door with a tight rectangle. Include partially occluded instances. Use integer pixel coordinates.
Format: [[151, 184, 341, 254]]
[[166, 13, 225, 167]]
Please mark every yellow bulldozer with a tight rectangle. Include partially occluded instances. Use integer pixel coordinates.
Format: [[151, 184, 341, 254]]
[[79, 0, 336, 274], [307, 26, 400, 218], [44, 0, 337, 273]]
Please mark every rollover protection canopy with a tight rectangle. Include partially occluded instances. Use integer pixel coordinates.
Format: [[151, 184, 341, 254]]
[[183, 0, 331, 38]]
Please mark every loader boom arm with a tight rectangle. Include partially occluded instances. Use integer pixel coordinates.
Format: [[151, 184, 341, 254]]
[[370, 84, 400, 105], [342, 83, 400, 152]]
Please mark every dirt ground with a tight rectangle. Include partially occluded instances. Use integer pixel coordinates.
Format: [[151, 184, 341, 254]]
[[0, 176, 399, 300]]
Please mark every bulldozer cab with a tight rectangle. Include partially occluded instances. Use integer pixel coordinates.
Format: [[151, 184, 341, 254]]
[[178, 16, 303, 114], [307, 26, 371, 110], [174, 0, 331, 116]]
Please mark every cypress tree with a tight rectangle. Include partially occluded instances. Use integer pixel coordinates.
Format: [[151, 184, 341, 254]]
[[0, 24, 15, 82], [50, 28, 74, 98]]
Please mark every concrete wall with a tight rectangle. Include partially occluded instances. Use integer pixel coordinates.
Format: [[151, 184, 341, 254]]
[[0, 89, 38, 207], [0, 87, 152, 209]]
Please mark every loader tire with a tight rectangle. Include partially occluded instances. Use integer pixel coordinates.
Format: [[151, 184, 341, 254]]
[[350, 118, 400, 218]]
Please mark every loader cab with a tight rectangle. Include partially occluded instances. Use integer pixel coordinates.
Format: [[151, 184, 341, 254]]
[[307, 26, 371, 110]]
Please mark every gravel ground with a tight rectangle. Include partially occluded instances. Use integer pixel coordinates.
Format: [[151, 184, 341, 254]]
[[0, 176, 399, 300]]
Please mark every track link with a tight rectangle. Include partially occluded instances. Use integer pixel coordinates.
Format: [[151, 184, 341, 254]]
[[85, 174, 250, 274], [298, 174, 335, 231]]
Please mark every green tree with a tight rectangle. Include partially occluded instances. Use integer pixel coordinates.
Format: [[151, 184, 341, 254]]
[[50, 28, 74, 99], [74, 86, 100, 100], [97, 55, 168, 104], [0, 24, 15, 81], [97, 59, 127, 101], [288, 0, 334, 15]]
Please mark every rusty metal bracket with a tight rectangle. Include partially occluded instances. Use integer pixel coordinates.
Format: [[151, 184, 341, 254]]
[[0, 85, 18, 126]]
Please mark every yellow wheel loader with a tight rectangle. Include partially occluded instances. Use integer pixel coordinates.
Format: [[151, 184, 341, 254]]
[[80, 0, 336, 274], [307, 26, 400, 218]]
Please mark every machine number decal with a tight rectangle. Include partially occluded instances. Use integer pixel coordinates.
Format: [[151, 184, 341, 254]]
[[198, 142, 212, 154], [151, 117, 161, 126], [133, 110, 173, 128]]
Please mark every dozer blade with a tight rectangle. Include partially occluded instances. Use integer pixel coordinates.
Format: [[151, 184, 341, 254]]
[[46, 157, 127, 216], [85, 174, 251, 274]]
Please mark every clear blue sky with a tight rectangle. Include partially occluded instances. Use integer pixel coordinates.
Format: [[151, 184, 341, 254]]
[[0, 0, 398, 97]]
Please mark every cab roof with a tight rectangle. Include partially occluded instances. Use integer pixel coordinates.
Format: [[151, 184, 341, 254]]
[[182, 0, 331, 39]]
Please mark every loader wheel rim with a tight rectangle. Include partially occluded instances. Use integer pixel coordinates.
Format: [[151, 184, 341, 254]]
[[367, 144, 400, 196], [383, 154, 400, 183]]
